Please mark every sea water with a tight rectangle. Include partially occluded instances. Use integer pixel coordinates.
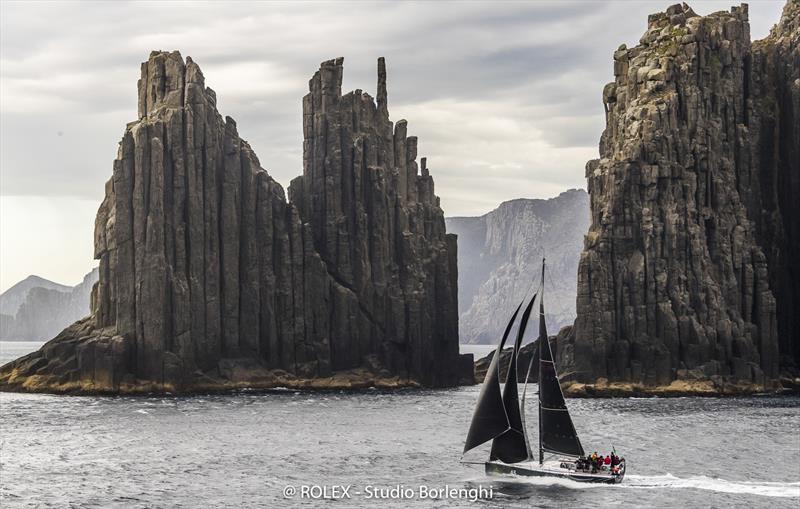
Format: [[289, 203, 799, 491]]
[[1, 341, 798, 508]]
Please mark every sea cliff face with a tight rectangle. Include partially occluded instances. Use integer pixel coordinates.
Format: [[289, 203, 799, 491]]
[[446, 190, 589, 344], [568, 2, 799, 388], [0, 52, 471, 394], [744, 1, 800, 371]]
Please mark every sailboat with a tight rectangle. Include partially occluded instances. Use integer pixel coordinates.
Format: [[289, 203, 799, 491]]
[[463, 259, 625, 484]]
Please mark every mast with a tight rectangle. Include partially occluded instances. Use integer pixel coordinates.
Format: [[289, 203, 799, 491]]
[[536, 256, 585, 460], [538, 258, 545, 465]]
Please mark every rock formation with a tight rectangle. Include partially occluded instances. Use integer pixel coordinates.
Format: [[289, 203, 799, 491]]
[[568, 2, 799, 387], [0, 52, 471, 393], [0, 269, 98, 341], [742, 1, 799, 371], [287, 58, 462, 381], [446, 189, 589, 344]]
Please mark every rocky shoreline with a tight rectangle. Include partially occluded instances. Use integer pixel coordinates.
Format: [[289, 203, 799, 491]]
[[0, 316, 475, 395], [471, 331, 799, 398], [561, 379, 793, 398], [5, 323, 797, 396], [4, 353, 797, 397], [0, 361, 437, 396]]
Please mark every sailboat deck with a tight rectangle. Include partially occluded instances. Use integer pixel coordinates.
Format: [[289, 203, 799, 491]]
[[486, 459, 624, 484]]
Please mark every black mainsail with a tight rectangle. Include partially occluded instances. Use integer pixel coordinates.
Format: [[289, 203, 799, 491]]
[[537, 261, 584, 461], [462, 301, 524, 454], [489, 293, 537, 463]]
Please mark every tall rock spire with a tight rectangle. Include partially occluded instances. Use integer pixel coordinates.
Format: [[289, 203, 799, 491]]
[[290, 57, 459, 382], [377, 56, 388, 115]]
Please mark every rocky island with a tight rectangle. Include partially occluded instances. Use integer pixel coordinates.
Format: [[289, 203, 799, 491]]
[[559, 1, 799, 396], [0, 52, 473, 394]]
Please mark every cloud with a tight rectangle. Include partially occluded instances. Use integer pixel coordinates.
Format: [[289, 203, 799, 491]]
[[0, 0, 787, 289]]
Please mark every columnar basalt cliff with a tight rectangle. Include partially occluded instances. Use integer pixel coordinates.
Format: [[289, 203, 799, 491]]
[[743, 1, 799, 371], [287, 58, 461, 381], [0, 52, 470, 393], [568, 2, 799, 388]]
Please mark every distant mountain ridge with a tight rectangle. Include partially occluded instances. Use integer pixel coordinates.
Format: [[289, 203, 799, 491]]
[[446, 189, 589, 344], [0, 269, 98, 341], [0, 276, 71, 316]]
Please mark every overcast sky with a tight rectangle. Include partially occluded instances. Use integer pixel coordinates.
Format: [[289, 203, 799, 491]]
[[0, 1, 786, 292]]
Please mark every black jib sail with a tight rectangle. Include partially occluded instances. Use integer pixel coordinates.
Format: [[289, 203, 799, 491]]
[[537, 285, 584, 460], [489, 293, 537, 463], [463, 301, 524, 454]]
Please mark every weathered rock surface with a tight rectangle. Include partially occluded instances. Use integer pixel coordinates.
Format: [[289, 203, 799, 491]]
[[568, 2, 799, 387], [0, 270, 98, 341], [287, 57, 463, 383], [743, 0, 800, 371], [447, 189, 589, 344], [0, 52, 471, 393]]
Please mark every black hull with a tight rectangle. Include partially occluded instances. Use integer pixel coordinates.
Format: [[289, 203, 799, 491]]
[[485, 461, 625, 485]]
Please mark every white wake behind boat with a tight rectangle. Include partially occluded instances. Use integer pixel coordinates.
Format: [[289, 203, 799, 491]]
[[462, 258, 626, 485]]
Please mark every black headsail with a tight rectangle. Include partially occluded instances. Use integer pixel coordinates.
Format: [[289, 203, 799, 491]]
[[463, 301, 524, 455], [489, 292, 537, 463], [538, 259, 584, 462]]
